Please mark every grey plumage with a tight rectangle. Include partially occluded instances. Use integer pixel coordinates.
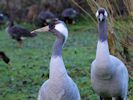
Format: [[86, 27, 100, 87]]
[[91, 8, 128, 100]]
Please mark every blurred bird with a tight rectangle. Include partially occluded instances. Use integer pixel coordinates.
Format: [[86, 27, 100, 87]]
[[0, 13, 4, 24], [61, 8, 77, 24], [91, 8, 128, 100], [31, 19, 81, 100], [6, 20, 37, 48], [0, 12, 9, 26], [0, 51, 10, 65], [36, 10, 56, 27]]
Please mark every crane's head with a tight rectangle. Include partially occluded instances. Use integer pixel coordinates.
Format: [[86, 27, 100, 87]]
[[96, 8, 108, 22], [32, 18, 68, 40]]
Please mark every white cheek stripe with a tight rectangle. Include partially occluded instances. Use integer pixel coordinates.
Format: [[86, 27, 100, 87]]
[[55, 23, 68, 39], [96, 9, 108, 17], [104, 11, 108, 17], [96, 10, 99, 17]]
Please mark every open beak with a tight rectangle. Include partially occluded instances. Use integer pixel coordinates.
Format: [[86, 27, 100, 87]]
[[31, 26, 49, 33]]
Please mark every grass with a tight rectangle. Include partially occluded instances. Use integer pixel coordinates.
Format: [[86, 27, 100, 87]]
[[0, 20, 132, 100]]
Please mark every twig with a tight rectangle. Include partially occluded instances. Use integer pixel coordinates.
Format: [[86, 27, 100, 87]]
[[71, 0, 97, 25]]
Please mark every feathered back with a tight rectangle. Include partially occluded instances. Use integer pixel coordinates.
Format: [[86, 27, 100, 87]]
[[7, 20, 37, 38]]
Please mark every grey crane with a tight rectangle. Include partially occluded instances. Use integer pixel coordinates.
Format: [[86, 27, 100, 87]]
[[31, 19, 81, 100], [91, 8, 128, 100]]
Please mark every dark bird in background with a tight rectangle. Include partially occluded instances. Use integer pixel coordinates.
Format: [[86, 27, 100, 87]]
[[0, 13, 4, 24], [6, 20, 37, 48], [0, 51, 10, 64], [61, 8, 78, 24], [0, 12, 9, 26], [36, 10, 56, 27]]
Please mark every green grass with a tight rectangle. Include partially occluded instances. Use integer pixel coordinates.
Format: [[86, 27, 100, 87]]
[[0, 21, 132, 100]]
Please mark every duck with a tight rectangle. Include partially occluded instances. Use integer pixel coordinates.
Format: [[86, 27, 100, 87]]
[[31, 19, 81, 100], [36, 10, 56, 27], [91, 8, 128, 100], [0, 51, 10, 64], [6, 20, 37, 47], [61, 8, 77, 24]]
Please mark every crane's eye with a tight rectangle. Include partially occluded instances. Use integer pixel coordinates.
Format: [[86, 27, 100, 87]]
[[49, 23, 55, 30]]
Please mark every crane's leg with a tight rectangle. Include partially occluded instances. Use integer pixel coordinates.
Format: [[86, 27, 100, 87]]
[[99, 96, 103, 100], [99, 96, 112, 100], [116, 96, 123, 100], [72, 19, 76, 24], [17, 40, 23, 48]]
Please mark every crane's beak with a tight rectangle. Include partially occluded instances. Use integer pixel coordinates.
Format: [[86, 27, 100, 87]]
[[98, 14, 104, 21], [31, 26, 49, 33]]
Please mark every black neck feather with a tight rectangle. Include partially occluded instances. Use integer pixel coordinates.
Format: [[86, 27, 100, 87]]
[[98, 20, 108, 42]]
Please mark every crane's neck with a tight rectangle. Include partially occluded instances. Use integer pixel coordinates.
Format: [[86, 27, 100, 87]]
[[96, 20, 109, 60], [95, 20, 114, 79], [98, 20, 108, 42], [52, 37, 64, 57], [49, 30, 67, 79]]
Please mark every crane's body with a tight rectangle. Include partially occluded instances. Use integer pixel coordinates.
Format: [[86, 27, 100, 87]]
[[91, 8, 128, 100]]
